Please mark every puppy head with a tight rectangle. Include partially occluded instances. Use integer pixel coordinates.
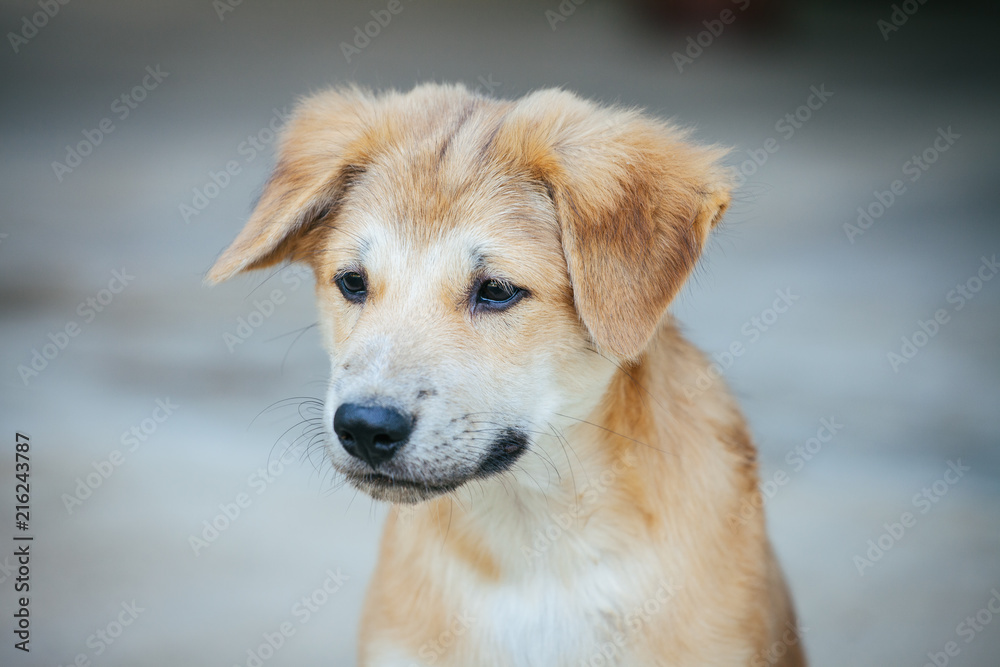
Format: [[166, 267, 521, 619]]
[[209, 84, 730, 503]]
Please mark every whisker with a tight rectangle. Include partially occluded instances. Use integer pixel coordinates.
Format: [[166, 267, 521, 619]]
[[554, 412, 674, 457], [587, 345, 669, 416], [548, 422, 579, 498], [250, 396, 322, 428], [270, 322, 320, 372], [244, 265, 289, 299]]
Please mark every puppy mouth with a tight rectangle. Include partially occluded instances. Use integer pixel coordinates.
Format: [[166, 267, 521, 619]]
[[346, 471, 463, 503], [341, 428, 530, 504]]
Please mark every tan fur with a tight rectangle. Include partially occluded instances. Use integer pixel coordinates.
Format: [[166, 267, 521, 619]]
[[209, 83, 805, 666]]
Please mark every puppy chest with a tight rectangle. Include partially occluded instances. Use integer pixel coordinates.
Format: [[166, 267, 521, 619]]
[[454, 574, 662, 667]]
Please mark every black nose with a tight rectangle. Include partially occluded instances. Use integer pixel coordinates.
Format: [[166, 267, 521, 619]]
[[333, 403, 413, 468]]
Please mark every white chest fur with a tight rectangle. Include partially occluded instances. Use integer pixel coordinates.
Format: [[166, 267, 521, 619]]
[[471, 567, 640, 667], [370, 563, 681, 667], [383, 492, 682, 666]]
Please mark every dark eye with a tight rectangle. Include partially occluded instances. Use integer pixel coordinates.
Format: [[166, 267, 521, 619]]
[[476, 279, 524, 309], [336, 271, 367, 301]]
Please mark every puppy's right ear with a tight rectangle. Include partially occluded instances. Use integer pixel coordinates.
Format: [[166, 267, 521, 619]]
[[494, 89, 731, 361], [206, 87, 376, 284]]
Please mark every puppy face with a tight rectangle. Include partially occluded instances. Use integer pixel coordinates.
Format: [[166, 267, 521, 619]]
[[209, 84, 731, 503], [308, 155, 606, 502]]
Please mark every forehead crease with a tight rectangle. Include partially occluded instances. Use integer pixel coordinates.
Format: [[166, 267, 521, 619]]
[[367, 108, 513, 234], [435, 99, 479, 164], [334, 100, 558, 272], [378, 100, 494, 176]]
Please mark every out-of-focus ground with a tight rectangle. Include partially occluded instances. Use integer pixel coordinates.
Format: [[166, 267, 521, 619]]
[[1, 1, 998, 665]]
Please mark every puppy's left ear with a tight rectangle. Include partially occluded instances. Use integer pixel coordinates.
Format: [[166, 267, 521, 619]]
[[206, 87, 376, 284], [498, 90, 731, 361]]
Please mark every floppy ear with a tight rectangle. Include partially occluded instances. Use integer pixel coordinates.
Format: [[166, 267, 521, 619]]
[[496, 90, 731, 361], [206, 87, 376, 284]]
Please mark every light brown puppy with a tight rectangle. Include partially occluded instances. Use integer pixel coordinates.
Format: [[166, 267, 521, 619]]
[[209, 83, 805, 666]]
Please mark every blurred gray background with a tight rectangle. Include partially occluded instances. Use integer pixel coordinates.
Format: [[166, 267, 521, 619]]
[[1, 0, 998, 665]]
